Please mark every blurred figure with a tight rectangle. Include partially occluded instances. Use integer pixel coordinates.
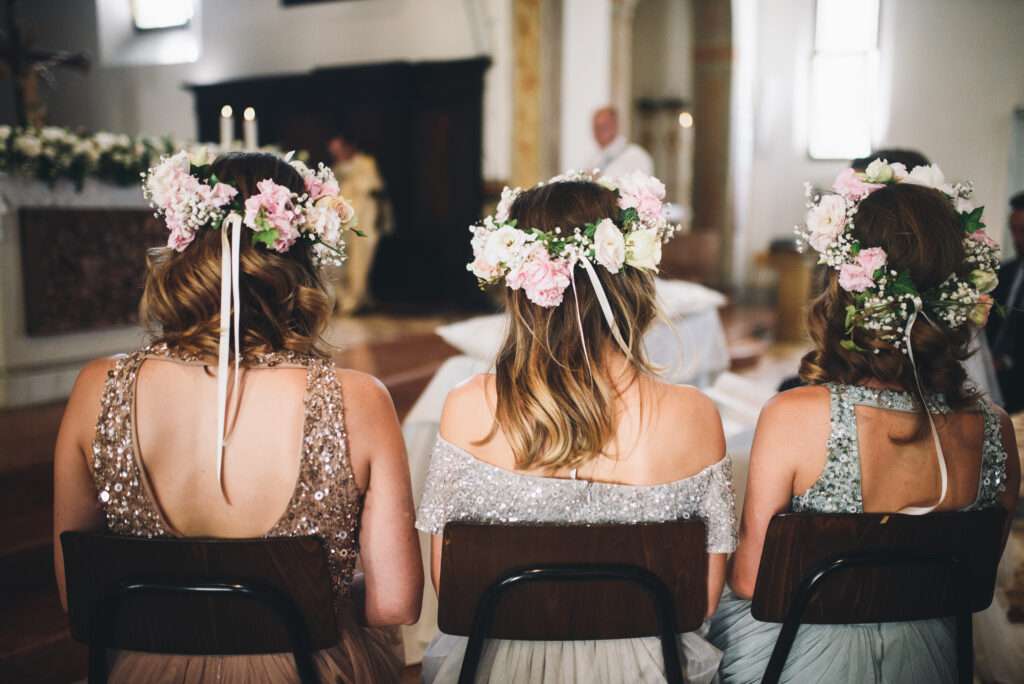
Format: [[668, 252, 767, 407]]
[[988, 191, 1024, 412], [585, 106, 653, 177], [329, 132, 383, 314]]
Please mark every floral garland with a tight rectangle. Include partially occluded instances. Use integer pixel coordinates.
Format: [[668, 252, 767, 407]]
[[796, 160, 1001, 353], [142, 149, 360, 266], [468, 170, 679, 307]]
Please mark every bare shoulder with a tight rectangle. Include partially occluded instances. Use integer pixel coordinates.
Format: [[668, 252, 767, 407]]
[[61, 357, 119, 453], [760, 384, 829, 423], [653, 382, 725, 470], [440, 373, 495, 445], [334, 368, 397, 423]]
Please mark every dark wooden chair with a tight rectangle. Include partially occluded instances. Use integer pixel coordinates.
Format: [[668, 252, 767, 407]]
[[61, 532, 339, 684], [438, 520, 710, 684], [750, 509, 1007, 684]]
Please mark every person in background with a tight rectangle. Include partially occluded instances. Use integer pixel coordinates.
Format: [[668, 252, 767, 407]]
[[988, 191, 1024, 412], [586, 106, 654, 177], [329, 132, 383, 314]]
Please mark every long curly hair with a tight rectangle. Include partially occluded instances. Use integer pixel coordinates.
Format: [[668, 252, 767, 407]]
[[140, 152, 331, 360], [799, 182, 979, 440], [490, 181, 659, 471]]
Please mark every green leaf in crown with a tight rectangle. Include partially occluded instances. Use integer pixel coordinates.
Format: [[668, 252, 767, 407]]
[[961, 206, 985, 233]]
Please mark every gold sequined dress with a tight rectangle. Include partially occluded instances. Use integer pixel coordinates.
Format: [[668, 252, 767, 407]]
[[89, 344, 404, 683]]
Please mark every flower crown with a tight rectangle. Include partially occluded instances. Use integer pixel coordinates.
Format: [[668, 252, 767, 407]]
[[797, 160, 1001, 353], [142, 149, 361, 265], [468, 169, 679, 307]]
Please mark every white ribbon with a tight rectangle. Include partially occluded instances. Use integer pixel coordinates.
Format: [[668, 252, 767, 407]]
[[215, 212, 243, 500], [897, 296, 948, 516], [577, 258, 633, 361]]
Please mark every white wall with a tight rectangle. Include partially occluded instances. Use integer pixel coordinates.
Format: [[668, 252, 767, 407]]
[[559, 0, 612, 171], [736, 0, 1024, 280], [14, 0, 513, 179]]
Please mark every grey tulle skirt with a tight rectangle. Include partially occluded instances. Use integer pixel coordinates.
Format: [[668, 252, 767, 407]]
[[421, 623, 722, 684], [708, 589, 956, 683]]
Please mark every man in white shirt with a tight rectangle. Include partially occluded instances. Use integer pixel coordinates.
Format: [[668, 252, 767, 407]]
[[585, 106, 653, 177]]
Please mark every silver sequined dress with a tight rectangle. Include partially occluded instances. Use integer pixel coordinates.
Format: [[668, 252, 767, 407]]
[[708, 383, 1009, 684], [416, 436, 738, 684], [89, 345, 403, 683]]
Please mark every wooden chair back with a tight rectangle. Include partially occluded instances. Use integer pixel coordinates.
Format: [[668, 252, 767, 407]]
[[751, 510, 1006, 624], [61, 532, 338, 655], [438, 520, 709, 640]]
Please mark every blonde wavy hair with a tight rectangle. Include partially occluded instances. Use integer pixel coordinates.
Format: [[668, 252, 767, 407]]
[[490, 181, 659, 471], [140, 152, 331, 360]]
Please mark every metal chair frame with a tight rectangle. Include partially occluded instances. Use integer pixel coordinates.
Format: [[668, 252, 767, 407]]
[[458, 563, 686, 684], [86, 577, 321, 684], [761, 549, 973, 684]]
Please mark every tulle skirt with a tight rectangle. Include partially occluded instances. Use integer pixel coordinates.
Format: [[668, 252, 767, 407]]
[[708, 589, 956, 684], [420, 623, 722, 684], [106, 610, 404, 684]]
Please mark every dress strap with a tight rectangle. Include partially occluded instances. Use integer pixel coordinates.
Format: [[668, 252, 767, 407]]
[[971, 398, 1010, 508]]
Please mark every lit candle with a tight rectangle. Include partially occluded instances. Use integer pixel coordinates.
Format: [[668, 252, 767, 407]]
[[219, 105, 234, 149], [243, 107, 258, 150]]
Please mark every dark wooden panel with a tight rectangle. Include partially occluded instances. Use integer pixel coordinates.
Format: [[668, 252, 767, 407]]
[[439, 521, 708, 640], [61, 533, 338, 654], [751, 510, 1006, 624], [189, 58, 491, 308], [19, 208, 164, 336]]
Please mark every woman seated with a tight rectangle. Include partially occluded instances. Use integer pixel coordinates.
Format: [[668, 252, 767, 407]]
[[710, 162, 1021, 683], [53, 151, 423, 683], [416, 172, 737, 684]]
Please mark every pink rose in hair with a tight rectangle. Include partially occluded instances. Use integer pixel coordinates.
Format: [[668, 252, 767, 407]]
[[838, 263, 875, 292], [304, 174, 340, 202], [832, 168, 883, 200], [970, 230, 998, 249], [167, 225, 195, 252], [856, 247, 887, 275], [244, 179, 300, 251], [200, 182, 238, 208], [506, 245, 572, 307], [615, 171, 666, 224]]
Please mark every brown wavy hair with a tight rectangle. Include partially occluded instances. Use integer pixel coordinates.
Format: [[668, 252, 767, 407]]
[[491, 181, 659, 471], [140, 152, 330, 360], [799, 182, 978, 440]]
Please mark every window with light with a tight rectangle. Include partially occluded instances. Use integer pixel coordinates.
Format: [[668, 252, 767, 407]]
[[131, 0, 194, 31], [808, 0, 880, 160]]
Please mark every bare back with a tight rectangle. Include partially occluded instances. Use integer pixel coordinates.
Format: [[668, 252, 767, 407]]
[[440, 368, 726, 486]]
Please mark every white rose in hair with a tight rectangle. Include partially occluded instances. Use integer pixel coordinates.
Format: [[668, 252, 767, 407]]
[[805, 194, 847, 252], [864, 159, 893, 183], [904, 164, 945, 189], [889, 163, 908, 180], [484, 225, 525, 266], [625, 228, 662, 271], [593, 218, 626, 273], [955, 197, 975, 214], [615, 171, 666, 224]]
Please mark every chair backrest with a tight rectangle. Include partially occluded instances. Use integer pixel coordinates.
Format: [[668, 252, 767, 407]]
[[438, 520, 708, 640], [61, 532, 338, 654], [751, 509, 1006, 624]]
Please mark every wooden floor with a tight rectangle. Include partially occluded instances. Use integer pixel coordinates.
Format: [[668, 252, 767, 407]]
[[0, 307, 775, 683]]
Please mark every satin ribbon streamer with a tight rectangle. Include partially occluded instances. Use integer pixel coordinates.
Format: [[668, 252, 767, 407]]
[[897, 296, 948, 515], [215, 212, 243, 499], [577, 258, 633, 360]]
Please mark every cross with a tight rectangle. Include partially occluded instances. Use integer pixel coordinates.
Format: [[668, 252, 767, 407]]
[[0, 0, 89, 127]]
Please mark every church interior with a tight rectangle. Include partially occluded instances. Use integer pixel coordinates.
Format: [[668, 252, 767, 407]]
[[1, 1, 1023, 682]]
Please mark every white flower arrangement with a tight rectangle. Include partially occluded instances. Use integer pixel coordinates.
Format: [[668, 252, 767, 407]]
[[0, 126, 290, 191], [796, 161, 1001, 352], [468, 169, 679, 307], [142, 151, 359, 266]]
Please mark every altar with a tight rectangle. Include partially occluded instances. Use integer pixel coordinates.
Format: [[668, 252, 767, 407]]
[[0, 176, 157, 407]]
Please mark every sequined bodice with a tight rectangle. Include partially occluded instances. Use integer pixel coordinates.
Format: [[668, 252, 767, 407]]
[[791, 383, 1008, 514], [90, 344, 363, 600], [416, 437, 737, 553]]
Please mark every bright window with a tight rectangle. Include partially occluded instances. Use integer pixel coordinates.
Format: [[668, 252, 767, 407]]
[[131, 0, 193, 31], [808, 0, 880, 160]]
